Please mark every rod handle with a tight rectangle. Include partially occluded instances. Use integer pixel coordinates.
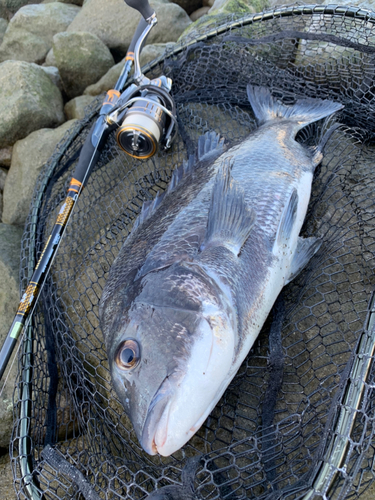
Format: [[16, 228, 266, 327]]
[[124, 0, 155, 20]]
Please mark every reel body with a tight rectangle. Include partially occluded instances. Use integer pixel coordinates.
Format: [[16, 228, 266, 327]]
[[115, 80, 176, 159]]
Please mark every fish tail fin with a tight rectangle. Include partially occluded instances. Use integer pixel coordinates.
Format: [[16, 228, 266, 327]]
[[247, 84, 344, 132]]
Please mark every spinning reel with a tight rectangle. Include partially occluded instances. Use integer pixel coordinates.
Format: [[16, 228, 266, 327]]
[[95, 0, 178, 160]]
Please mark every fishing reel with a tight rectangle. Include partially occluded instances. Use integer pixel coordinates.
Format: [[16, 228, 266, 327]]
[[114, 77, 177, 159], [100, 1, 177, 160]]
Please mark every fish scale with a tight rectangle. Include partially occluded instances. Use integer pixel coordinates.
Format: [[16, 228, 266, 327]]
[[99, 85, 343, 457]]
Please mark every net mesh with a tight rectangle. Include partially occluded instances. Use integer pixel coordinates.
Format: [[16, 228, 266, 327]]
[[10, 4, 375, 499]]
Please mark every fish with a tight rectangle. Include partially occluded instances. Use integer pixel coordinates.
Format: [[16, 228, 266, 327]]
[[99, 85, 343, 457]]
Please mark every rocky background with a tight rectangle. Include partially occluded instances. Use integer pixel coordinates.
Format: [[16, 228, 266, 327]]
[[0, 0, 374, 497]]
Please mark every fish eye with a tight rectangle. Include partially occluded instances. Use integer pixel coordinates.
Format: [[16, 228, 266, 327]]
[[114, 339, 140, 371]]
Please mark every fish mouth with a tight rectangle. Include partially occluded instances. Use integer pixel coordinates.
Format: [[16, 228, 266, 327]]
[[141, 374, 174, 455]]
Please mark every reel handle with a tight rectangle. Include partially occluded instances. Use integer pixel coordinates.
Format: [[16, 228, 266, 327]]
[[124, 0, 155, 21]]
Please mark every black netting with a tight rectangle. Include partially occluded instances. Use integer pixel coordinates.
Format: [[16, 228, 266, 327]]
[[10, 4, 375, 500]]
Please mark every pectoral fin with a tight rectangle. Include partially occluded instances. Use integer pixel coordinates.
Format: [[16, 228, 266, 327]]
[[200, 157, 256, 256], [285, 236, 322, 285]]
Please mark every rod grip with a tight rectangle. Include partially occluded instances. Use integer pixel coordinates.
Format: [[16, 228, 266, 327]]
[[125, 0, 155, 20]]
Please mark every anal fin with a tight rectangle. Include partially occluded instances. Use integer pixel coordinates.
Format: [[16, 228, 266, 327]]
[[286, 236, 321, 285], [200, 157, 256, 256]]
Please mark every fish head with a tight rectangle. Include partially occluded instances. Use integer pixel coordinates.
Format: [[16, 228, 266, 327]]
[[107, 263, 236, 456]]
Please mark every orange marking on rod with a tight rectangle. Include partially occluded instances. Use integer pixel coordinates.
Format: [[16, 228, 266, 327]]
[[103, 89, 121, 105], [68, 178, 83, 194], [18, 283, 39, 315], [35, 236, 51, 270], [56, 197, 75, 226]]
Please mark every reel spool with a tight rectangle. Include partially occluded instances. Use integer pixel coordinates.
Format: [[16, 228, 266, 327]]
[[116, 83, 176, 159]]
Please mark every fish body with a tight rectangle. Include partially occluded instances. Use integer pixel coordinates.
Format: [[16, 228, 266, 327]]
[[99, 86, 343, 456]]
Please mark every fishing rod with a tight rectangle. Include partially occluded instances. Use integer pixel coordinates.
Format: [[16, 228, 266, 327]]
[[0, 0, 177, 384]]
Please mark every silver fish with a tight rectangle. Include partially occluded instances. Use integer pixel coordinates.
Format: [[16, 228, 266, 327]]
[[99, 85, 343, 456]]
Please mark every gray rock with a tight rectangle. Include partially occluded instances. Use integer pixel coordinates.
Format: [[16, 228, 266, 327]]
[[0, 61, 64, 148], [140, 42, 168, 67], [190, 5, 210, 20], [53, 31, 115, 99], [0, 167, 5, 221], [0, 223, 23, 449], [180, 0, 268, 41], [0, 3, 80, 63], [0, 167, 5, 191], [0, 17, 7, 45], [44, 47, 56, 66], [2, 120, 77, 225], [0, 147, 11, 168], [37, 64, 63, 91], [0, 454, 16, 498], [67, 0, 191, 58], [0, 0, 43, 20], [84, 43, 168, 96], [209, 0, 268, 14], [43, 0, 84, 4], [321, 0, 375, 7], [170, 0, 202, 14], [83, 60, 123, 96], [64, 94, 96, 120]]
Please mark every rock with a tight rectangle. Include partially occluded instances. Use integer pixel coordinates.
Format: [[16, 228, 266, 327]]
[[36, 64, 63, 92], [0, 61, 64, 148], [322, 0, 375, 7], [170, 0, 202, 14], [84, 43, 168, 96], [0, 454, 15, 497], [0, 147, 11, 168], [180, 0, 269, 44], [2, 120, 77, 226], [190, 5, 210, 20], [0, 3, 80, 64], [0, 0, 44, 20], [84, 60, 123, 96], [0, 167, 5, 191], [140, 42, 168, 67], [0, 223, 23, 449], [64, 94, 96, 120], [43, 0, 84, 4], [0, 167, 5, 221], [44, 47, 56, 66], [67, 0, 191, 58], [203, 0, 214, 6], [209, 0, 268, 14], [53, 31, 115, 99], [0, 17, 7, 44]]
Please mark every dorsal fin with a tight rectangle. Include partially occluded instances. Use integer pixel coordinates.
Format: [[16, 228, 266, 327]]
[[132, 131, 224, 232], [132, 191, 166, 231]]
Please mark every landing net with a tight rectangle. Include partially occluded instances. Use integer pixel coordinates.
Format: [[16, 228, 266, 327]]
[[11, 4, 375, 499]]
